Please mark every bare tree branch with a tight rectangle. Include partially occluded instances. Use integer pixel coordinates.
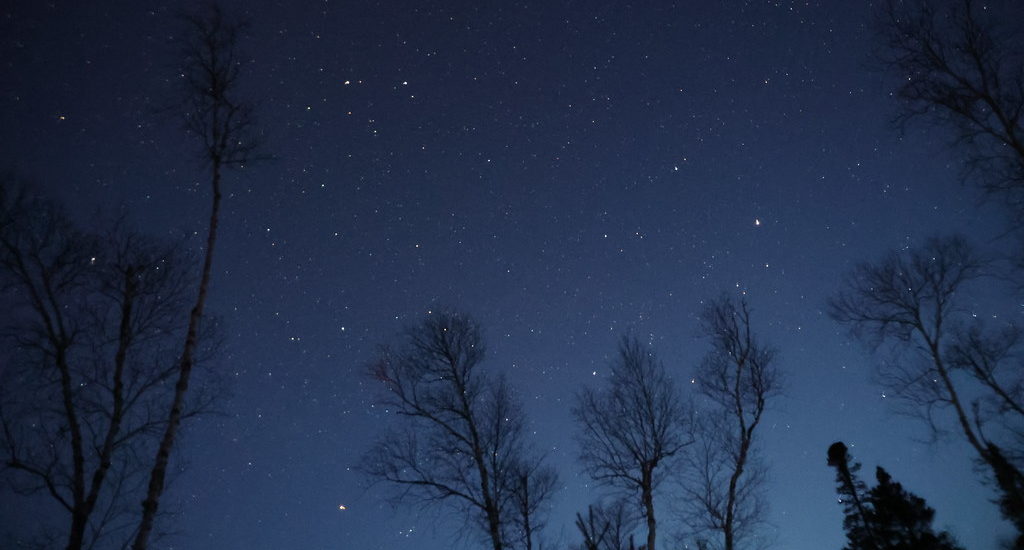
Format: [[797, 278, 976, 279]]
[[361, 311, 557, 550], [132, 4, 264, 548], [678, 296, 780, 550], [829, 234, 1024, 539], [574, 336, 691, 550], [877, 0, 1024, 224], [0, 180, 206, 550], [573, 500, 640, 550]]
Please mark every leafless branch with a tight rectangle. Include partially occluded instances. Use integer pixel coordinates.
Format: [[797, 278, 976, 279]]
[[830, 234, 1024, 535], [877, 0, 1024, 224], [574, 335, 691, 550], [361, 311, 557, 550], [678, 296, 779, 550]]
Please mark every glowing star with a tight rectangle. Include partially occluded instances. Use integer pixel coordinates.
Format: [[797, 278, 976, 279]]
[[338, 504, 347, 510]]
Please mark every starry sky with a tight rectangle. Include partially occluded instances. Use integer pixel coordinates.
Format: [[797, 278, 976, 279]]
[[1, 1, 1021, 549]]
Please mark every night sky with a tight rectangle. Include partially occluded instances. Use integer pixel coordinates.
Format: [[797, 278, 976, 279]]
[[1, 1, 1020, 549]]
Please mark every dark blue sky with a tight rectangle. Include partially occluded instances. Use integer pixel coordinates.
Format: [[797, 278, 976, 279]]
[[1, 1, 1019, 549]]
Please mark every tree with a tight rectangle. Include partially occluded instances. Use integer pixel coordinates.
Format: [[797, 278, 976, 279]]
[[574, 336, 691, 550], [869, 467, 963, 550], [829, 235, 1024, 539], [828, 442, 881, 550], [132, 4, 263, 549], [361, 311, 557, 550], [877, 0, 1024, 230], [506, 459, 559, 550], [946, 325, 1024, 439], [0, 183, 205, 550], [573, 500, 640, 550], [679, 297, 781, 550], [874, 0, 1024, 537], [827, 442, 964, 550]]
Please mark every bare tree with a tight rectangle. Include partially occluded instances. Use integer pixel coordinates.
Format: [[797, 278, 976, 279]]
[[133, 4, 263, 549], [361, 311, 557, 550], [505, 459, 558, 550], [873, 2, 1024, 537], [829, 235, 1024, 538], [679, 297, 780, 550], [574, 336, 691, 550], [0, 184, 201, 550], [947, 324, 1024, 431], [573, 500, 640, 550], [877, 0, 1024, 227]]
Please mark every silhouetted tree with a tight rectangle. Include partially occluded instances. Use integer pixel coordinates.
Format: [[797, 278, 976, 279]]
[[361, 311, 557, 550], [869, 467, 964, 550], [133, 4, 264, 549], [830, 235, 1024, 538], [986, 444, 1024, 550], [573, 500, 640, 550], [877, 0, 1024, 229], [0, 183, 208, 550], [829, 442, 881, 550], [574, 336, 691, 550], [827, 442, 963, 550], [506, 459, 558, 550], [679, 297, 780, 550], [946, 325, 1024, 436], [874, 0, 1024, 539]]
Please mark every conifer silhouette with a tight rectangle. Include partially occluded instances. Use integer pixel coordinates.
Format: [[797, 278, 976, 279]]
[[827, 442, 963, 550]]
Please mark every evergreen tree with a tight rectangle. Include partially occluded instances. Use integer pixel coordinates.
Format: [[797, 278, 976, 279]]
[[866, 467, 962, 550], [827, 442, 963, 550], [828, 442, 879, 550]]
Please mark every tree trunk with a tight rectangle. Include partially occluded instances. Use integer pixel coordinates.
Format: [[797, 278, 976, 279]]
[[133, 163, 222, 550], [65, 509, 87, 550], [56, 342, 87, 550], [838, 461, 877, 550], [724, 359, 747, 550], [642, 465, 656, 550], [927, 338, 1024, 520], [987, 443, 1024, 540], [522, 476, 534, 550], [71, 269, 136, 550], [477, 440, 503, 550]]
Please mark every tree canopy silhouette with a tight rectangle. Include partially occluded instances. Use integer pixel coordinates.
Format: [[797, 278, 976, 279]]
[[574, 336, 691, 550], [827, 442, 963, 550], [573, 499, 640, 550], [133, 4, 265, 549], [0, 182, 215, 550], [877, 0, 1024, 231], [361, 311, 557, 550], [830, 235, 1024, 539], [679, 296, 781, 550]]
